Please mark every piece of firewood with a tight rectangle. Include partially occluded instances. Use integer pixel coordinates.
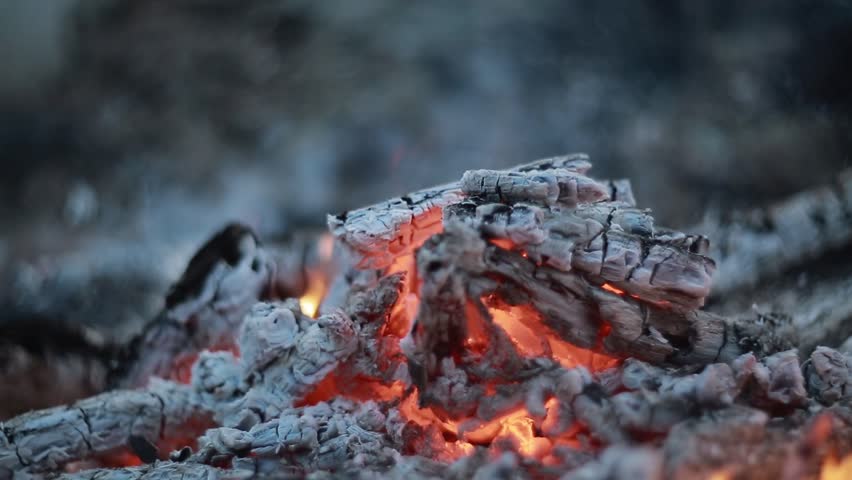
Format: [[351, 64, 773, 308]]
[[328, 154, 607, 270], [9, 154, 852, 480], [0, 380, 205, 473], [404, 224, 780, 381], [110, 224, 276, 388], [110, 224, 333, 390]]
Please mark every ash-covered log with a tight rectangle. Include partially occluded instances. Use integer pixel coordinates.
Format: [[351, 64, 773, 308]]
[[5, 153, 852, 480], [697, 168, 852, 297]]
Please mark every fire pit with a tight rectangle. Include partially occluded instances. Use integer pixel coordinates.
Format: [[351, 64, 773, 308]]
[[3, 154, 852, 479]]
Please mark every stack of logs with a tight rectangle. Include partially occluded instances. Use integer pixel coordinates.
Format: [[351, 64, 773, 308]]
[[3, 154, 852, 480]]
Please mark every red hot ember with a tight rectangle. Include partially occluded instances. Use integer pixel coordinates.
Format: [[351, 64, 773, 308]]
[[4, 154, 852, 479]]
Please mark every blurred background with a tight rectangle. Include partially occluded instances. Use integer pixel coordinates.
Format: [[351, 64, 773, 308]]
[[1, 0, 851, 335]]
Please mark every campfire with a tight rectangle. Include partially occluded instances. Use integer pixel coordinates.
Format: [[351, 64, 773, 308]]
[[3, 153, 852, 479]]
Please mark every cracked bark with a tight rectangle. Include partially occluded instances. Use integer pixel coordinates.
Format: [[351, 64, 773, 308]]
[[5, 154, 852, 479]]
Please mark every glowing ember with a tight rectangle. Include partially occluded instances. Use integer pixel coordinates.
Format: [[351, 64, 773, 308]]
[[487, 302, 618, 371], [399, 389, 461, 434], [489, 238, 516, 250], [298, 374, 406, 406], [396, 387, 583, 462], [383, 253, 420, 337], [601, 283, 625, 295], [98, 452, 144, 468]]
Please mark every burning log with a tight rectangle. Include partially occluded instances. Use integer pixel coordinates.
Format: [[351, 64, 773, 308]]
[[111, 224, 336, 390], [110, 224, 277, 388], [328, 153, 620, 270], [4, 154, 852, 479], [0, 380, 206, 473]]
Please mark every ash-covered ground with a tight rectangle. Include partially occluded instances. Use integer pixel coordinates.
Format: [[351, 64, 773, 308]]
[[1, 0, 850, 335]]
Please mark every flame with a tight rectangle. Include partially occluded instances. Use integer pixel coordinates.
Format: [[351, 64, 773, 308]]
[[298, 267, 330, 318], [298, 234, 336, 318], [822, 454, 852, 480], [299, 293, 321, 318]]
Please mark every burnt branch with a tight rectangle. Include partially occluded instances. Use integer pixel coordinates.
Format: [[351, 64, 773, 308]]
[[698, 168, 852, 297]]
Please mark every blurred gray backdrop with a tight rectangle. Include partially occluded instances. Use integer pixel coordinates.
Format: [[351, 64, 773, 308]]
[[1, 0, 850, 334]]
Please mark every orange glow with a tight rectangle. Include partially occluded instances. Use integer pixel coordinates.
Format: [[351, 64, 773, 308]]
[[299, 374, 406, 406], [298, 235, 336, 318], [822, 454, 852, 480], [299, 270, 327, 318], [398, 388, 581, 460], [357, 207, 445, 269], [489, 238, 516, 250], [98, 451, 144, 468], [487, 302, 618, 371], [383, 254, 420, 337], [706, 471, 731, 480], [601, 282, 673, 309], [460, 400, 580, 459], [463, 408, 548, 456], [399, 389, 462, 436], [808, 413, 834, 445], [464, 301, 491, 354], [601, 283, 625, 295]]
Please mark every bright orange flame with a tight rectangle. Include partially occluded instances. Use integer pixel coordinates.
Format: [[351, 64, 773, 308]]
[[488, 303, 618, 371], [299, 295, 320, 318], [299, 269, 328, 318], [299, 235, 336, 318], [297, 229, 604, 464], [822, 454, 852, 480]]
